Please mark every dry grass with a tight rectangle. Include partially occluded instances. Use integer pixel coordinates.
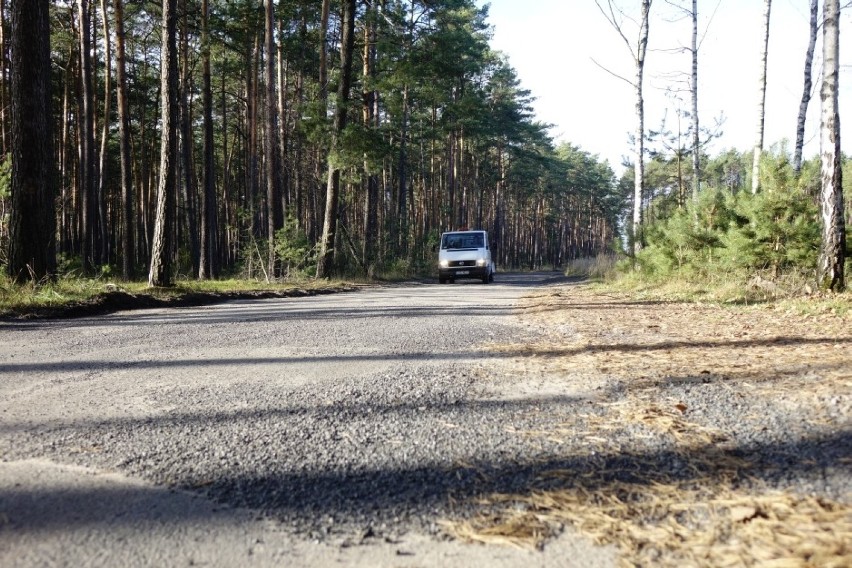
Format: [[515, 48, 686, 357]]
[[603, 269, 852, 309], [511, 287, 851, 401], [563, 254, 619, 280], [446, 482, 851, 567], [443, 284, 852, 566]]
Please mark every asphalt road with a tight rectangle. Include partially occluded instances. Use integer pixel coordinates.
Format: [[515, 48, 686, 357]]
[[0, 272, 615, 567]]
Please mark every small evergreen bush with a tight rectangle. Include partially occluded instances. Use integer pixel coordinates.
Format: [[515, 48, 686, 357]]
[[633, 182, 820, 283], [721, 188, 819, 275], [274, 215, 315, 278]]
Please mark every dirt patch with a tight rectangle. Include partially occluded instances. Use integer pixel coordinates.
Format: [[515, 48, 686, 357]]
[[444, 284, 851, 567]]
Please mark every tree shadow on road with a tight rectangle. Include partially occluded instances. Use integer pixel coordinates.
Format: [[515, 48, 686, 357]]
[[2, 380, 848, 541]]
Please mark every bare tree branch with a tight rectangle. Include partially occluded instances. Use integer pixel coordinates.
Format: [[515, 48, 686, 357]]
[[590, 56, 635, 87], [594, 0, 634, 55]]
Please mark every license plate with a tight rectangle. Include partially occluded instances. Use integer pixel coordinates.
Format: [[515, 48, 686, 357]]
[[457, 270, 469, 275]]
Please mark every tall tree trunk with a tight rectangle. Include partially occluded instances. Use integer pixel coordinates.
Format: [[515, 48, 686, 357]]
[[690, 0, 700, 202], [77, 0, 97, 271], [362, 1, 379, 271], [597, 0, 652, 256], [398, 84, 409, 252], [0, 0, 9, 156], [179, 0, 199, 275], [632, 0, 651, 256], [294, 13, 308, 240], [220, 71, 230, 269], [98, 0, 112, 265], [138, 46, 153, 262], [316, 0, 356, 278], [246, 35, 259, 241], [751, 0, 771, 194], [148, 0, 178, 287], [818, 0, 844, 291], [7, 0, 55, 282], [793, 0, 819, 176], [199, 0, 216, 279], [277, 10, 289, 212], [114, 0, 134, 279], [264, 0, 281, 280], [60, 49, 73, 255]]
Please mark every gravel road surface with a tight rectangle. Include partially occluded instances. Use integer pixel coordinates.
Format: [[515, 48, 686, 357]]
[[0, 273, 616, 567]]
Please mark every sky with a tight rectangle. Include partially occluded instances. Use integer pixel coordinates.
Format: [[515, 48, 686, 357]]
[[477, 0, 851, 174]]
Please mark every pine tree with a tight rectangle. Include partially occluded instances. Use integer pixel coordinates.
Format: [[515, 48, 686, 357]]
[[148, 0, 179, 287], [7, 0, 55, 282]]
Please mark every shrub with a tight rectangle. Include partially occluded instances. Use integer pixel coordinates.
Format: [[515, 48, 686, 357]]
[[632, 186, 820, 281], [720, 188, 819, 275], [274, 215, 315, 278]]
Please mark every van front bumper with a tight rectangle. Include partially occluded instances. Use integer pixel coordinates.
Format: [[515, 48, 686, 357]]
[[439, 266, 489, 280]]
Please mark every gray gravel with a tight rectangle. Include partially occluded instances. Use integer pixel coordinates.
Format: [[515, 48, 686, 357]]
[[1, 273, 618, 566], [1, 272, 847, 567], [638, 374, 852, 500]]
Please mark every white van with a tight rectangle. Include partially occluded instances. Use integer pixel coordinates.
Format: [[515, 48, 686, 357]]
[[437, 230, 495, 284]]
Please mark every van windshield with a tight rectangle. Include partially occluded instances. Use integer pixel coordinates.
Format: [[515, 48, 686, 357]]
[[441, 232, 484, 250]]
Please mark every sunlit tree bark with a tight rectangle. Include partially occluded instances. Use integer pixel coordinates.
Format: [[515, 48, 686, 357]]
[[689, 0, 700, 202], [316, 0, 356, 278], [751, 0, 771, 194], [633, 0, 650, 255], [793, 0, 818, 176], [264, 0, 281, 279], [77, 0, 97, 270], [362, 1, 379, 270], [179, 0, 199, 274], [198, 0, 216, 280], [818, 0, 845, 291], [114, 0, 134, 279], [148, 0, 178, 287], [97, 0, 112, 265]]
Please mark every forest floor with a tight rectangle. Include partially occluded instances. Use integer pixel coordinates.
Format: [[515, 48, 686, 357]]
[[443, 283, 852, 566]]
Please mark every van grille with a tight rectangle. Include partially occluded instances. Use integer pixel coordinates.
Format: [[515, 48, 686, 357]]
[[449, 260, 476, 267]]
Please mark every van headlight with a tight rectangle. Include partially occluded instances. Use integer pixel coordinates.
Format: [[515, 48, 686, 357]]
[[476, 258, 486, 266], [439, 260, 449, 268]]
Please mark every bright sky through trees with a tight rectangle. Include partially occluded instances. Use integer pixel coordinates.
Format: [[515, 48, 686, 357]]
[[479, 0, 851, 172]]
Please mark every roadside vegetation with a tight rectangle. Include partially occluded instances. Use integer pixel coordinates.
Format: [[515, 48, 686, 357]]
[[0, 272, 355, 318], [566, 151, 851, 310]]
